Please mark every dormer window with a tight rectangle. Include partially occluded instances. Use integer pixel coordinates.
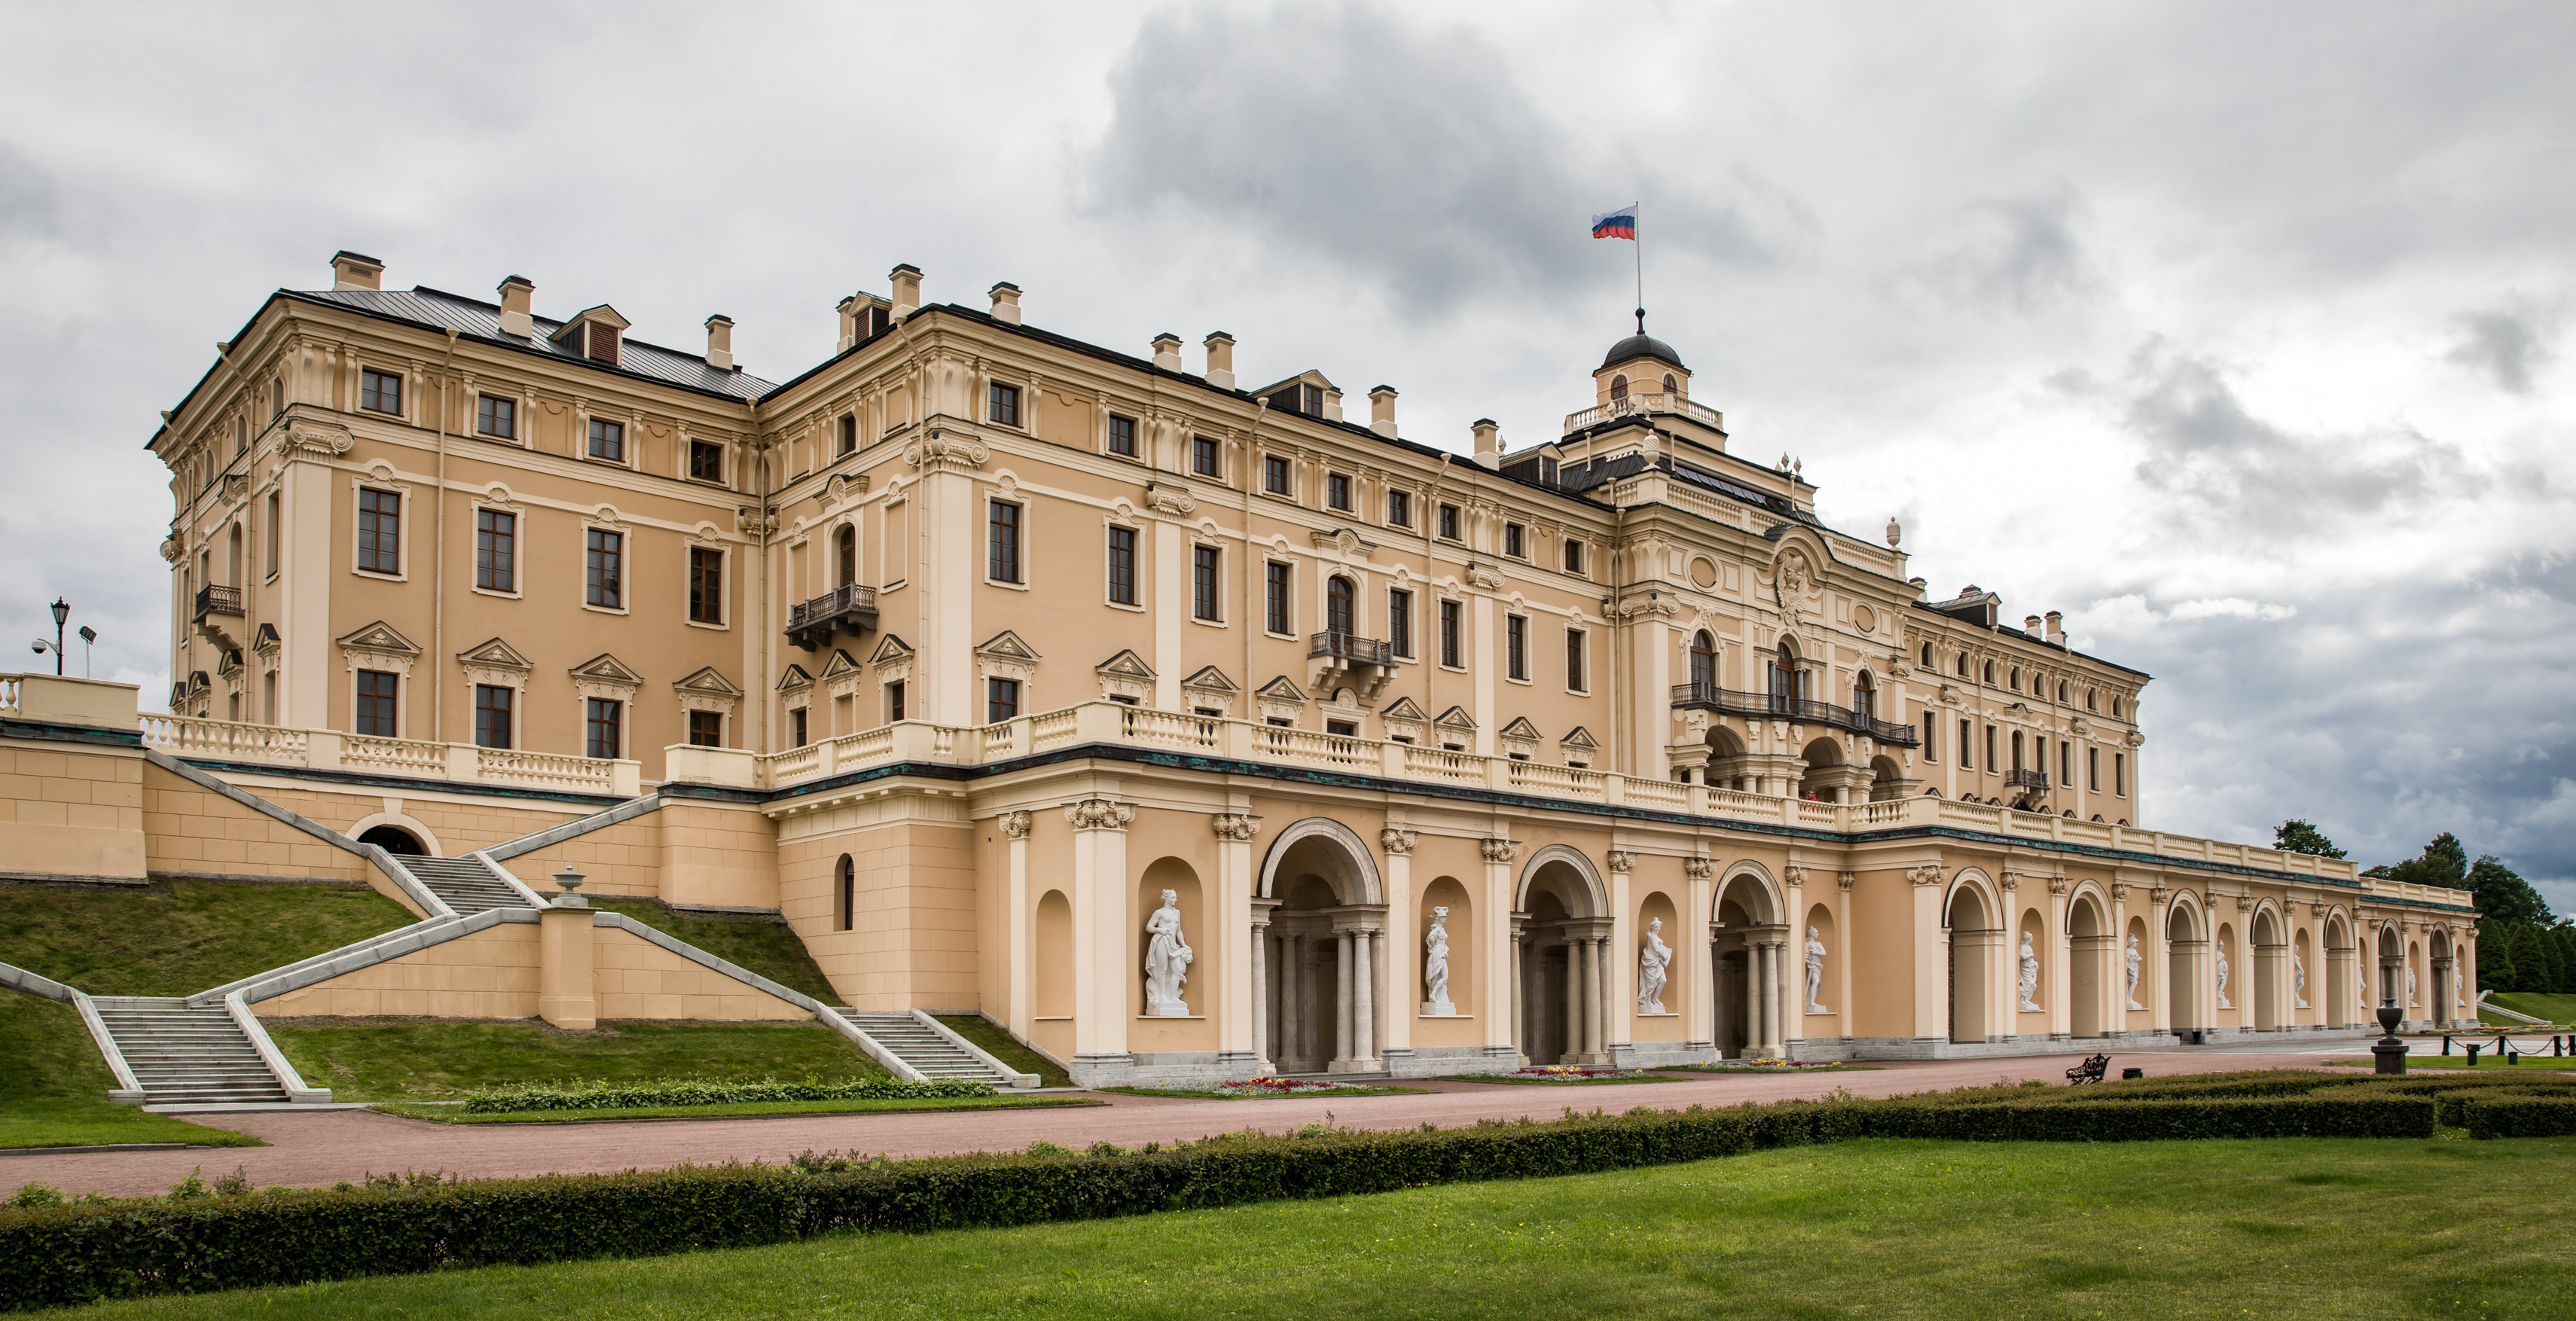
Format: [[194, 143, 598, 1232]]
[[1299, 383, 1323, 415], [553, 305, 631, 369]]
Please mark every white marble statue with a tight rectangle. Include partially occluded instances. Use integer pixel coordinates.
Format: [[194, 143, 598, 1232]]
[[2292, 948, 2309, 1008], [2017, 931, 2041, 1011], [1421, 905, 1454, 1015], [2407, 965, 2419, 1008], [2124, 935, 2144, 1009], [2452, 964, 2463, 1016], [1636, 917, 1671, 1014], [1142, 889, 1193, 1017], [1804, 926, 1829, 1014], [2215, 944, 2233, 1010]]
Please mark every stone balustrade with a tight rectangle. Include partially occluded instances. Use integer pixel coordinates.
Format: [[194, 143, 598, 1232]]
[[138, 712, 640, 798]]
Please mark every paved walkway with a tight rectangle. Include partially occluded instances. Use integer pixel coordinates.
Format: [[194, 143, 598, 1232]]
[[5, 1043, 2416, 1199]]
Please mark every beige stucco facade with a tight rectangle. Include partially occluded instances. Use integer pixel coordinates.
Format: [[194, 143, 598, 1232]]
[[2, 250, 2476, 1085]]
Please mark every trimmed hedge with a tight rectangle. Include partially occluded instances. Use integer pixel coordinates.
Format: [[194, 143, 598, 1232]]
[[460, 1075, 993, 1114], [2457, 1094, 2576, 1139], [0, 1075, 2455, 1310]]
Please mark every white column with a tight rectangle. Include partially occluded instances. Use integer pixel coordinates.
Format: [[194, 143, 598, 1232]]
[[1581, 935, 1604, 1062], [1561, 937, 1581, 1063], [1213, 813, 1259, 1063], [1286, 933, 1307, 1066], [2046, 881, 2070, 1038], [1683, 862, 1716, 1051], [1482, 840, 1518, 1059], [1250, 911, 1272, 1072], [1334, 930, 1357, 1070], [2148, 891, 2172, 1033], [1835, 873, 1855, 1042], [1381, 831, 1415, 1054], [1004, 813, 1032, 1037], [1354, 929, 1377, 1066], [1066, 798, 1134, 1066]]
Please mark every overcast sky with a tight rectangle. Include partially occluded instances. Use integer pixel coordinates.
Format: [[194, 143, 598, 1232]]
[[2, 2, 2568, 908]]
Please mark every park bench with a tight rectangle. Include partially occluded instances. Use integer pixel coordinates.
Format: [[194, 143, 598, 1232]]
[[2065, 1054, 2111, 1085]]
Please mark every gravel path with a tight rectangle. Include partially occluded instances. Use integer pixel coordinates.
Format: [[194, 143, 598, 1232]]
[[2, 1044, 2391, 1199]]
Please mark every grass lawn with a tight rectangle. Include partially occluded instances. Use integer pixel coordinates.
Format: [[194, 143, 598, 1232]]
[[1662, 1062, 1877, 1074], [1097, 1085, 1428, 1100], [264, 1018, 890, 1100], [0, 991, 258, 1151], [373, 1094, 1099, 1124], [1437, 1072, 1681, 1086], [2486, 992, 2576, 1026], [46, 1135, 2576, 1319], [586, 898, 840, 1004], [935, 1014, 1073, 1088], [2326, 1054, 2576, 1070], [0, 879, 413, 997]]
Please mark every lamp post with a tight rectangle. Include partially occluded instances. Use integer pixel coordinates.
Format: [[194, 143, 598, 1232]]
[[77, 627, 94, 679], [46, 599, 67, 676]]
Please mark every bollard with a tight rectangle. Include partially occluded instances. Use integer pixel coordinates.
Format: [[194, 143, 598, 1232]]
[[2443, 1035, 2453, 1056], [2466, 1044, 2482, 1067]]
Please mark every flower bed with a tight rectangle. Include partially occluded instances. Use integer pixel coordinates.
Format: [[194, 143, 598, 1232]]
[[1671, 1059, 1857, 1073], [1471, 1066, 1669, 1084], [1214, 1076, 1363, 1097], [457, 1075, 993, 1115]]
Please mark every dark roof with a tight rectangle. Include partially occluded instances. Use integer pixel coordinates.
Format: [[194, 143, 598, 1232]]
[[285, 287, 777, 401], [1600, 333, 1686, 372]]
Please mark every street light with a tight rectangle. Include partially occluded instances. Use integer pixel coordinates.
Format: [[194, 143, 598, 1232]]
[[78, 626, 96, 679], [46, 599, 68, 677]]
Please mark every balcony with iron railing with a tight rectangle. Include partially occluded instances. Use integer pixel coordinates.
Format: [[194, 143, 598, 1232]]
[[1561, 391, 1724, 436], [1668, 682, 1920, 746], [192, 584, 243, 622], [1308, 630, 1394, 665], [785, 584, 878, 651], [2007, 769, 2051, 792]]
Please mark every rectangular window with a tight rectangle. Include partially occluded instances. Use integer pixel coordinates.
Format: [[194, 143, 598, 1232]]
[[1326, 472, 1352, 511], [790, 706, 808, 748], [585, 698, 621, 760], [688, 439, 725, 484], [1984, 724, 1997, 771], [1192, 545, 1222, 621], [1439, 599, 1460, 667], [359, 368, 401, 416], [1503, 523, 1525, 558], [264, 492, 280, 578], [1106, 526, 1138, 605], [1506, 615, 1528, 681], [887, 680, 906, 723], [1960, 718, 1973, 769], [2089, 746, 2100, 792], [1564, 539, 1585, 575], [1437, 503, 1460, 541], [2060, 740, 2072, 786], [987, 501, 1022, 583], [1921, 712, 1937, 761], [1565, 629, 1586, 691], [588, 417, 624, 462], [838, 415, 857, 456], [1108, 414, 1137, 457], [988, 382, 1021, 427], [585, 529, 623, 609], [357, 487, 399, 575], [355, 669, 398, 737], [1263, 455, 1292, 496], [1265, 562, 1292, 634], [688, 546, 723, 624], [1326, 719, 1358, 737], [473, 685, 513, 749], [1192, 435, 1221, 477], [2114, 752, 2127, 796], [475, 509, 515, 591], [986, 677, 1020, 723], [1387, 589, 1413, 657], [688, 710, 722, 748], [475, 394, 516, 439], [1387, 490, 1411, 528]]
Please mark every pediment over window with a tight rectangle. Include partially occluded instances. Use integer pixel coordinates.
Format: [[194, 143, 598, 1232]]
[[673, 667, 743, 698], [568, 652, 642, 701], [1379, 697, 1427, 721], [774, 664, 814, 694], [1254, 675, 1308, 703], [1433, 705, 1477, 733], [1500, 716, 1543, 741], [1096, 649, 1155, 703], [1095, 648, 1156, 680], [456, 636, 533, 673], [867, 634, 914, 666], [1559, 725, 1599, 752], [336, 621, 420, 657], [1180, 665, 1238, 695], [819, 647, 864, 680], [976, 630, 1041, 664]]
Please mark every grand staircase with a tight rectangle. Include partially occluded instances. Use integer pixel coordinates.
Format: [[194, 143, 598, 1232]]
[[89, 998, 290, 1105], [837, 1010, 1017, 1085], [401, 854, 530, 914]]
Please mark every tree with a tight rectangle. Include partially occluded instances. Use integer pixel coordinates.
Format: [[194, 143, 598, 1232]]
[[2477, 919, 2518, 993], [2465, 856, 2553, 927], [2378, 833, 2471, 889], [2275, 819, 2347, 859]]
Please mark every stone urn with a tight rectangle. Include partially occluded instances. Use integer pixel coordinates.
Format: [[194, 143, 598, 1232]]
[[2371, 999, 2407, 1075]]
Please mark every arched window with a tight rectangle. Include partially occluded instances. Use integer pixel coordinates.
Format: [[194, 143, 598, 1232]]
[[1662, 374, 1678, 395], [1689, 630, 1717, 691], [1919, 642, 1934, 668], [836, 526, 856, 588], [1982, 660, 1996, 685], [2010, 730, 2024, 772], [836, 855, 855, 932], [1957, 653, 1970, 677], [2086, 688, 2098, 712], [1852, 670, 1875, 719], [1610, 374, 1628, 401], [2057, 679, 2068, 703], [2111, 696, 2124, 718], [1770, 639, 1800, 709], [2009, 666, 2021, 690], [1326, 575, 1355, 636]]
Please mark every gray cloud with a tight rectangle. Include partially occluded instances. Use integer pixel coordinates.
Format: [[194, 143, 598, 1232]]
[[2443, 304, 2556, 393], [0, 142, 58, 241], [1897, 188, 2094, 315]]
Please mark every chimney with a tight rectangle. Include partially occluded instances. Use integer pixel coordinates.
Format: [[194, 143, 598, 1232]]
[[1369, 385, 1398, 439], [889, 264, 923, 317], [1322, 386, 1344, 422], [496, 276, 534, 337], [2025, 614, 2044, 636], [1907, 576, 1928, 599], [988, 282, 1022, 325], [1203, 332, 1236, 390], [331, 250, 384, 291], [2044, 610, 2065, 644], [704, 315, 735, 371], [1151, 333, 1183, 371], [1471, 418, 1500, 468]]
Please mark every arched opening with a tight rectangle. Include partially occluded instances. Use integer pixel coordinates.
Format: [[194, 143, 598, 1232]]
[[1325, 575, 1356, 637], [1982, 660, 1996, 685], [1139, 858, 1205, 1020], [1769, 639, 1802, 710], [2293, 925, 2316, 1023], [1419, 876, 1472, 1018], [1258, 822, 1383, 1074], [1852, 670, 1876, 721], [2167, 905, 2202, 1032], [1033, 889, 1073, 1060], [1711, 869, 1782, 1059], [1920, 642, 1934, 668], [2251, 909, 2283, 1032], [1515, 848, 1609, 1066], [1705, 725, 1751, 793], [2429, 929, 2455, 1027], [1610, 374, 1629, 401], [835, 854, 855, 932], [1635, 889, 1682, 1038], [225, 523, 243, 587], [1947, 883, 1996, 1044], [2069, 893, 2109, 1038], [1798, 737, 1848, 802], [358, 825, 426, 856], [835, 526, 856, 587], [2214, 921, 2239, 1020], [2324, 914, 2353, 1028], [2376, 924, 2404, 1014], [1866, 754, 1909, 802], [1662, 373, 1678, 395], [1687, 630, 1717, 693]]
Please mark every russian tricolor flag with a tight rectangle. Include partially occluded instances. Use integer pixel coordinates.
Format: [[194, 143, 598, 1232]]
[[1591, 206, 1637, 240]]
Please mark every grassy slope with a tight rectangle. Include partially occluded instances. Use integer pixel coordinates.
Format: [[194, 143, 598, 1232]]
[[266, 1019, 890, 1100], [374, 1094, 1097, 1124], [933, 1014, 1073, 1088], [0, 880, 413, 997], [2487, 992, 2576, 1025], [0, 991, 258, 1151], [49, 1136, 2576, 1319], [588, 899, 840, 1004]]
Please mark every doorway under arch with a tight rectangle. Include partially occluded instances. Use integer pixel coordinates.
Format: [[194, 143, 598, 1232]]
[[357, 825, 426, 856], [2068, 892, 2111, 1038], [1515, 846, 1610, 1066], [1946, 881, 1999, 1044], [1256, 819, 1384, 1074], [1711, 867, 1785, 1059]]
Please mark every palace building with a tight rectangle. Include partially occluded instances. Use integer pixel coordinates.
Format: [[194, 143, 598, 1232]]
[[8, 251, 2478, 1091]]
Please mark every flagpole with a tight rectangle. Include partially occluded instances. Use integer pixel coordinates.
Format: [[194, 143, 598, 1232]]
[[1633, 200, 1644, 333]]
